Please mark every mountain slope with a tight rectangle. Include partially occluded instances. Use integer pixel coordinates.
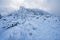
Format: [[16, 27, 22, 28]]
[[0, 7, 60, 40]]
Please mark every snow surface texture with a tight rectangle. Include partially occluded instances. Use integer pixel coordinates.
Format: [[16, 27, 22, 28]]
[[0, 6, 60, 40]]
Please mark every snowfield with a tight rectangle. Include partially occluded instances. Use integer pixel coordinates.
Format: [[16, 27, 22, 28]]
[[0, 7, 60, 40]]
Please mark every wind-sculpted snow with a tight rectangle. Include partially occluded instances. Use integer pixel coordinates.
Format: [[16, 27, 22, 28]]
[[0, 7, 60, 40]]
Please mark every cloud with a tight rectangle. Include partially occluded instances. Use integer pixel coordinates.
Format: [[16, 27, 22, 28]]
[[22, 0, 60, 15], [0, 0, 60, 15], [0, 0, 24, 15]]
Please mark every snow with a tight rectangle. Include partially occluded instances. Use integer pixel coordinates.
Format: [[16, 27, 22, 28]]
[[0, 6, 60, 40]]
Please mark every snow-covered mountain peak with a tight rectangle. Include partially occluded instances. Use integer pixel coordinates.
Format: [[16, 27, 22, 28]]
[[0, 6, 60, 40]]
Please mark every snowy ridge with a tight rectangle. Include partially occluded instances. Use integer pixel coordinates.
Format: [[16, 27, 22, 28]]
[[0, 6, 60, 40]]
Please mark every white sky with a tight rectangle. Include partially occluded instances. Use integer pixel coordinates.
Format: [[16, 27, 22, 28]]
[[8, 0, 24, 10]]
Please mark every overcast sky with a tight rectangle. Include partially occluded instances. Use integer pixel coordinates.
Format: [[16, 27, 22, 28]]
[[0, 0, 60, 15]]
